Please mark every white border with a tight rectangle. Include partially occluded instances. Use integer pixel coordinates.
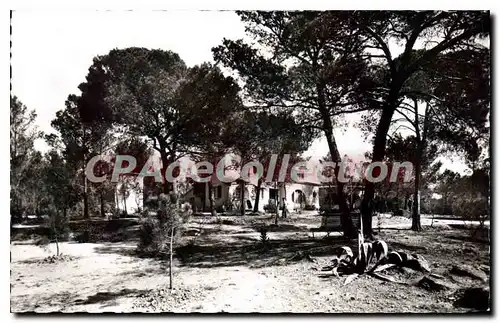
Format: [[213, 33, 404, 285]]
[[3, 1, 497, 322]]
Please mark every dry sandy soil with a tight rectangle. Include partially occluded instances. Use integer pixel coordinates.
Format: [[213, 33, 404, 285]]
[[10, 213, 490, 313]]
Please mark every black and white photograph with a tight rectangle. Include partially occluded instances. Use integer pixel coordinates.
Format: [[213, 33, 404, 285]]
[[9, 7, 491, 314]]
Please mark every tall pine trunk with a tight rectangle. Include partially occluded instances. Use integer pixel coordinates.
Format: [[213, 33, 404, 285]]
[[239, 180, 245, 216], [82, 129, 89, 220], [100, 193, 105, 217], [123, 193, 128, 216], [411, 161, 422, 231], [55, 233, 59, 257], [83, 161, 90, 242], [274, 182, 278, 225], [169, 227, 174, 289], [316, 83, 356, 238], [160, 152, 173, 194], [282, 184, 287, 219], [208, 182, 217, 216], [114, 185, 120, 218], [361, 101, 397, 237], [83, 176, 89, 219], [411, 100, 428, 231], [253, 179, 262, 213]]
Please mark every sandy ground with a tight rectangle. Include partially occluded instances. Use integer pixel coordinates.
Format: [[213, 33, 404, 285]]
[[10, 214, 490, 313]]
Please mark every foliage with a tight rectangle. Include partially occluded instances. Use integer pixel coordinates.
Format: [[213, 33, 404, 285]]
[[50, 93, 114, 219], [37, 150, 81, 253], [137, 214, 162, 255], [322, 239, 434, 286], [10, 96, 43, 223], [431, 167, 490, 219], [327, 240, 387, 276], [137, 193, 192, 256], [352, 10, 490, 235], [452, 194, 488, 223], [79, 48, 242, 193], [213, 11, 383, 236]]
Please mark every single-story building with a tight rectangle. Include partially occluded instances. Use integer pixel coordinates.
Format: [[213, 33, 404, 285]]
[[183, 179, 321, 214]]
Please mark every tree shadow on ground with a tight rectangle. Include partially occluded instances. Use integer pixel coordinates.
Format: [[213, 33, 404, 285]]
[[73, 288, 145, 306], [175, 235, 356, 269], [244, 223, 311, 232], [93, 242, 139, 257], [15, 256, 81, 265], [388, 241, 430, 253], [445, 232, 490, 244], [12, 288, 150, 313]]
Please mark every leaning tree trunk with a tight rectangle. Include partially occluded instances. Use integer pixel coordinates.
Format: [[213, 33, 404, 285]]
[[253, 179, 262, 213], [317, 83, 356, 238], [322, 118, 356, 237], [361, 103, 397, 237], [239, 180, 245, 216]]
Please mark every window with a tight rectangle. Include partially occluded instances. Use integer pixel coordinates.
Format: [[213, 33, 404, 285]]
[[269, 189, 277, 200], [260, 188, 264, 199]]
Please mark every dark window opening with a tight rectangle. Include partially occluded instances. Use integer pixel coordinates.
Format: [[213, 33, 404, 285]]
[[269, 189, 277, 200]]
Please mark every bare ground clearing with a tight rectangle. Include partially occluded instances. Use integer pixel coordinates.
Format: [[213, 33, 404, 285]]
[[10, 213, 490, 313]]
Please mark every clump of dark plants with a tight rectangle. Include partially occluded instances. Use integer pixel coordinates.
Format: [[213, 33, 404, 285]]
[[257, 226, 271, 251]]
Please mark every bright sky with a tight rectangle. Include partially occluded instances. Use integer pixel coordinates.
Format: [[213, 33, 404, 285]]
[[11, 10, 470, 174]]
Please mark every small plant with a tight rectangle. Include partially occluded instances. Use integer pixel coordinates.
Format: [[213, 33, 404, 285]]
[[40, 206, 70, 257], [263, 203, 277, 214], [326, 239, 389, 283], [259, 227, 269, 242], [215, 216, 223, 229], [258, 227, 270, 249], [320, 238, 432, 286], [137, 192, 192, 289]]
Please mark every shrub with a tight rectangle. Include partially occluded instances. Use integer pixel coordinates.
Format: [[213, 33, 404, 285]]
[[452, 193, 489, 237], [392, 208, 404, 217], [304, 204, 316, 211], [259, 227, 269, 243], [137, 215, 163, 256], [136, 193, 192, 289], [257, 227, 270, 250], [263, 203, 277, 213], [39, 207, 70, 256], [452, 194, 488, 220]]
